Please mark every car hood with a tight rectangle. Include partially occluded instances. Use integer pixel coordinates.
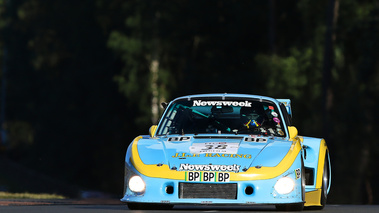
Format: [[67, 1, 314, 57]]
[[135, 135, 293, 173]]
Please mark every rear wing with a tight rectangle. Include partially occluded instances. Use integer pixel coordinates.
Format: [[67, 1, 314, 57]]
[[277, 99, 292, 117]]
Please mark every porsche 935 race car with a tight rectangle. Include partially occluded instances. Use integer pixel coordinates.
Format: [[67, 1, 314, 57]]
[[121, 94, 331, 211]]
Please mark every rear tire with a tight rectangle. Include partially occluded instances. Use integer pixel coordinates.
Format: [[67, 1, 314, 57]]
[[127, 203, 174, 210]]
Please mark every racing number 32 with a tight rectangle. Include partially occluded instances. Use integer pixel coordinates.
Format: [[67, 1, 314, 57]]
[[190, 142, 239, 154], [202, 144, 227, 151], [185, 172, 230, 182]]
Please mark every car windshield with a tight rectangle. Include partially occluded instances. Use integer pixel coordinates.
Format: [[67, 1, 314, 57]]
[[156, 97, 286, 137]]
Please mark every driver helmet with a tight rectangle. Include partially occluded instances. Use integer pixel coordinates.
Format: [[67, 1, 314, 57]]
[[240, 106, 263, 128]]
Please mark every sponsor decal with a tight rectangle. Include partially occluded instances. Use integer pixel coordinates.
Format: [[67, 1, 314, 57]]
[[168, 136, 191, 142], [190, 142, 239, 154], [172, 152, 252, 159], [295, 168, 301, 179], [185, 171, 230, 182], [244, 137, 267, 142], [193, 100, 252, 107], [171, 153, 200, 158], [179, 163, 241, 173]]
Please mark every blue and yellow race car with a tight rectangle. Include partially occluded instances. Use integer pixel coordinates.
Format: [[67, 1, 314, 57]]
[[121, 94, 331, 211]]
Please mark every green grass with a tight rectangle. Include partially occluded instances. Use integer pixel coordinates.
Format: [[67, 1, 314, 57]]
[[0, 191, 66, 199]]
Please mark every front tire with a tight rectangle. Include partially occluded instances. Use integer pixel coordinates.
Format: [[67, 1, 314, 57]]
[[127, 203, 174, 210], [275, 203, 304, 211], [306, 154, 329, 210]]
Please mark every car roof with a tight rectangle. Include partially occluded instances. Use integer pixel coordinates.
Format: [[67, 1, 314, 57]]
[[171, 93, 281, 104]]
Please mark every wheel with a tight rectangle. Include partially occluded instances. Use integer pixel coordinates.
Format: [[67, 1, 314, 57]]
[[275, 160, 305, 211], [305, 154, 329, 210], [275, 203, 304, 211], [319, 155, 329, 208], [127, 202, 174, 210], [307, 154, 329, 210]]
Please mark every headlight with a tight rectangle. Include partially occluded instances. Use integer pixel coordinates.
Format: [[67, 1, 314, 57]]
[[128, 176, 146, 193], [274, 177, 295, 194]]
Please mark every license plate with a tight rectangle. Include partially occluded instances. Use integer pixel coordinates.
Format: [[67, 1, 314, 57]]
[[185, 172, 230, 182]]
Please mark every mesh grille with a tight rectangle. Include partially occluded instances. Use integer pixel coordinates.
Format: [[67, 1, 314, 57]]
[[179, 183, 237, 199]]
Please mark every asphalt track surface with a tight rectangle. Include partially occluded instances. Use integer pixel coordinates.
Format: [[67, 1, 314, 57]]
[[1, 199, 379, 213]]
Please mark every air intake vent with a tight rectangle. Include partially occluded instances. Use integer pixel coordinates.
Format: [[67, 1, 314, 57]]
[[305, 167, 314, 185], [179, 183, 237, 199]]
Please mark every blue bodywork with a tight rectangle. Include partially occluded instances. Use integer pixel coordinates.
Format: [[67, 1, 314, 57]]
[[122, 136, 303, 204], [121, 94, 330, 209]]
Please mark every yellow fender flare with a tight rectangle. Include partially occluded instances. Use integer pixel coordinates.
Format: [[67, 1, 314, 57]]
[[304, 139, 329, 207]]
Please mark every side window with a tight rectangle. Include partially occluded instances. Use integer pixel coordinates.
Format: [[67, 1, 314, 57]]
[[280, 103, 292, 126]]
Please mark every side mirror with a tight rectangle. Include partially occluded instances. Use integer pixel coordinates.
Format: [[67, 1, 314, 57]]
[[149, 125, 158, 137], [288, 126, 298, 139], [161, 102, 168, 109]]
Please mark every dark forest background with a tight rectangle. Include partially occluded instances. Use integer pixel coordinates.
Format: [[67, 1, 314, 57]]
[[0, 0, 378, 204]]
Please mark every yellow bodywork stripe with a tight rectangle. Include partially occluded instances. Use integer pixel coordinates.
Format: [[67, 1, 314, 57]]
[[131, 136, 302, 181], [131, 136, 185, 179]]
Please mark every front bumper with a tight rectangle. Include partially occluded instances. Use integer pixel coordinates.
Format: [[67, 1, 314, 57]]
[[121, 161, 303, 205]]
